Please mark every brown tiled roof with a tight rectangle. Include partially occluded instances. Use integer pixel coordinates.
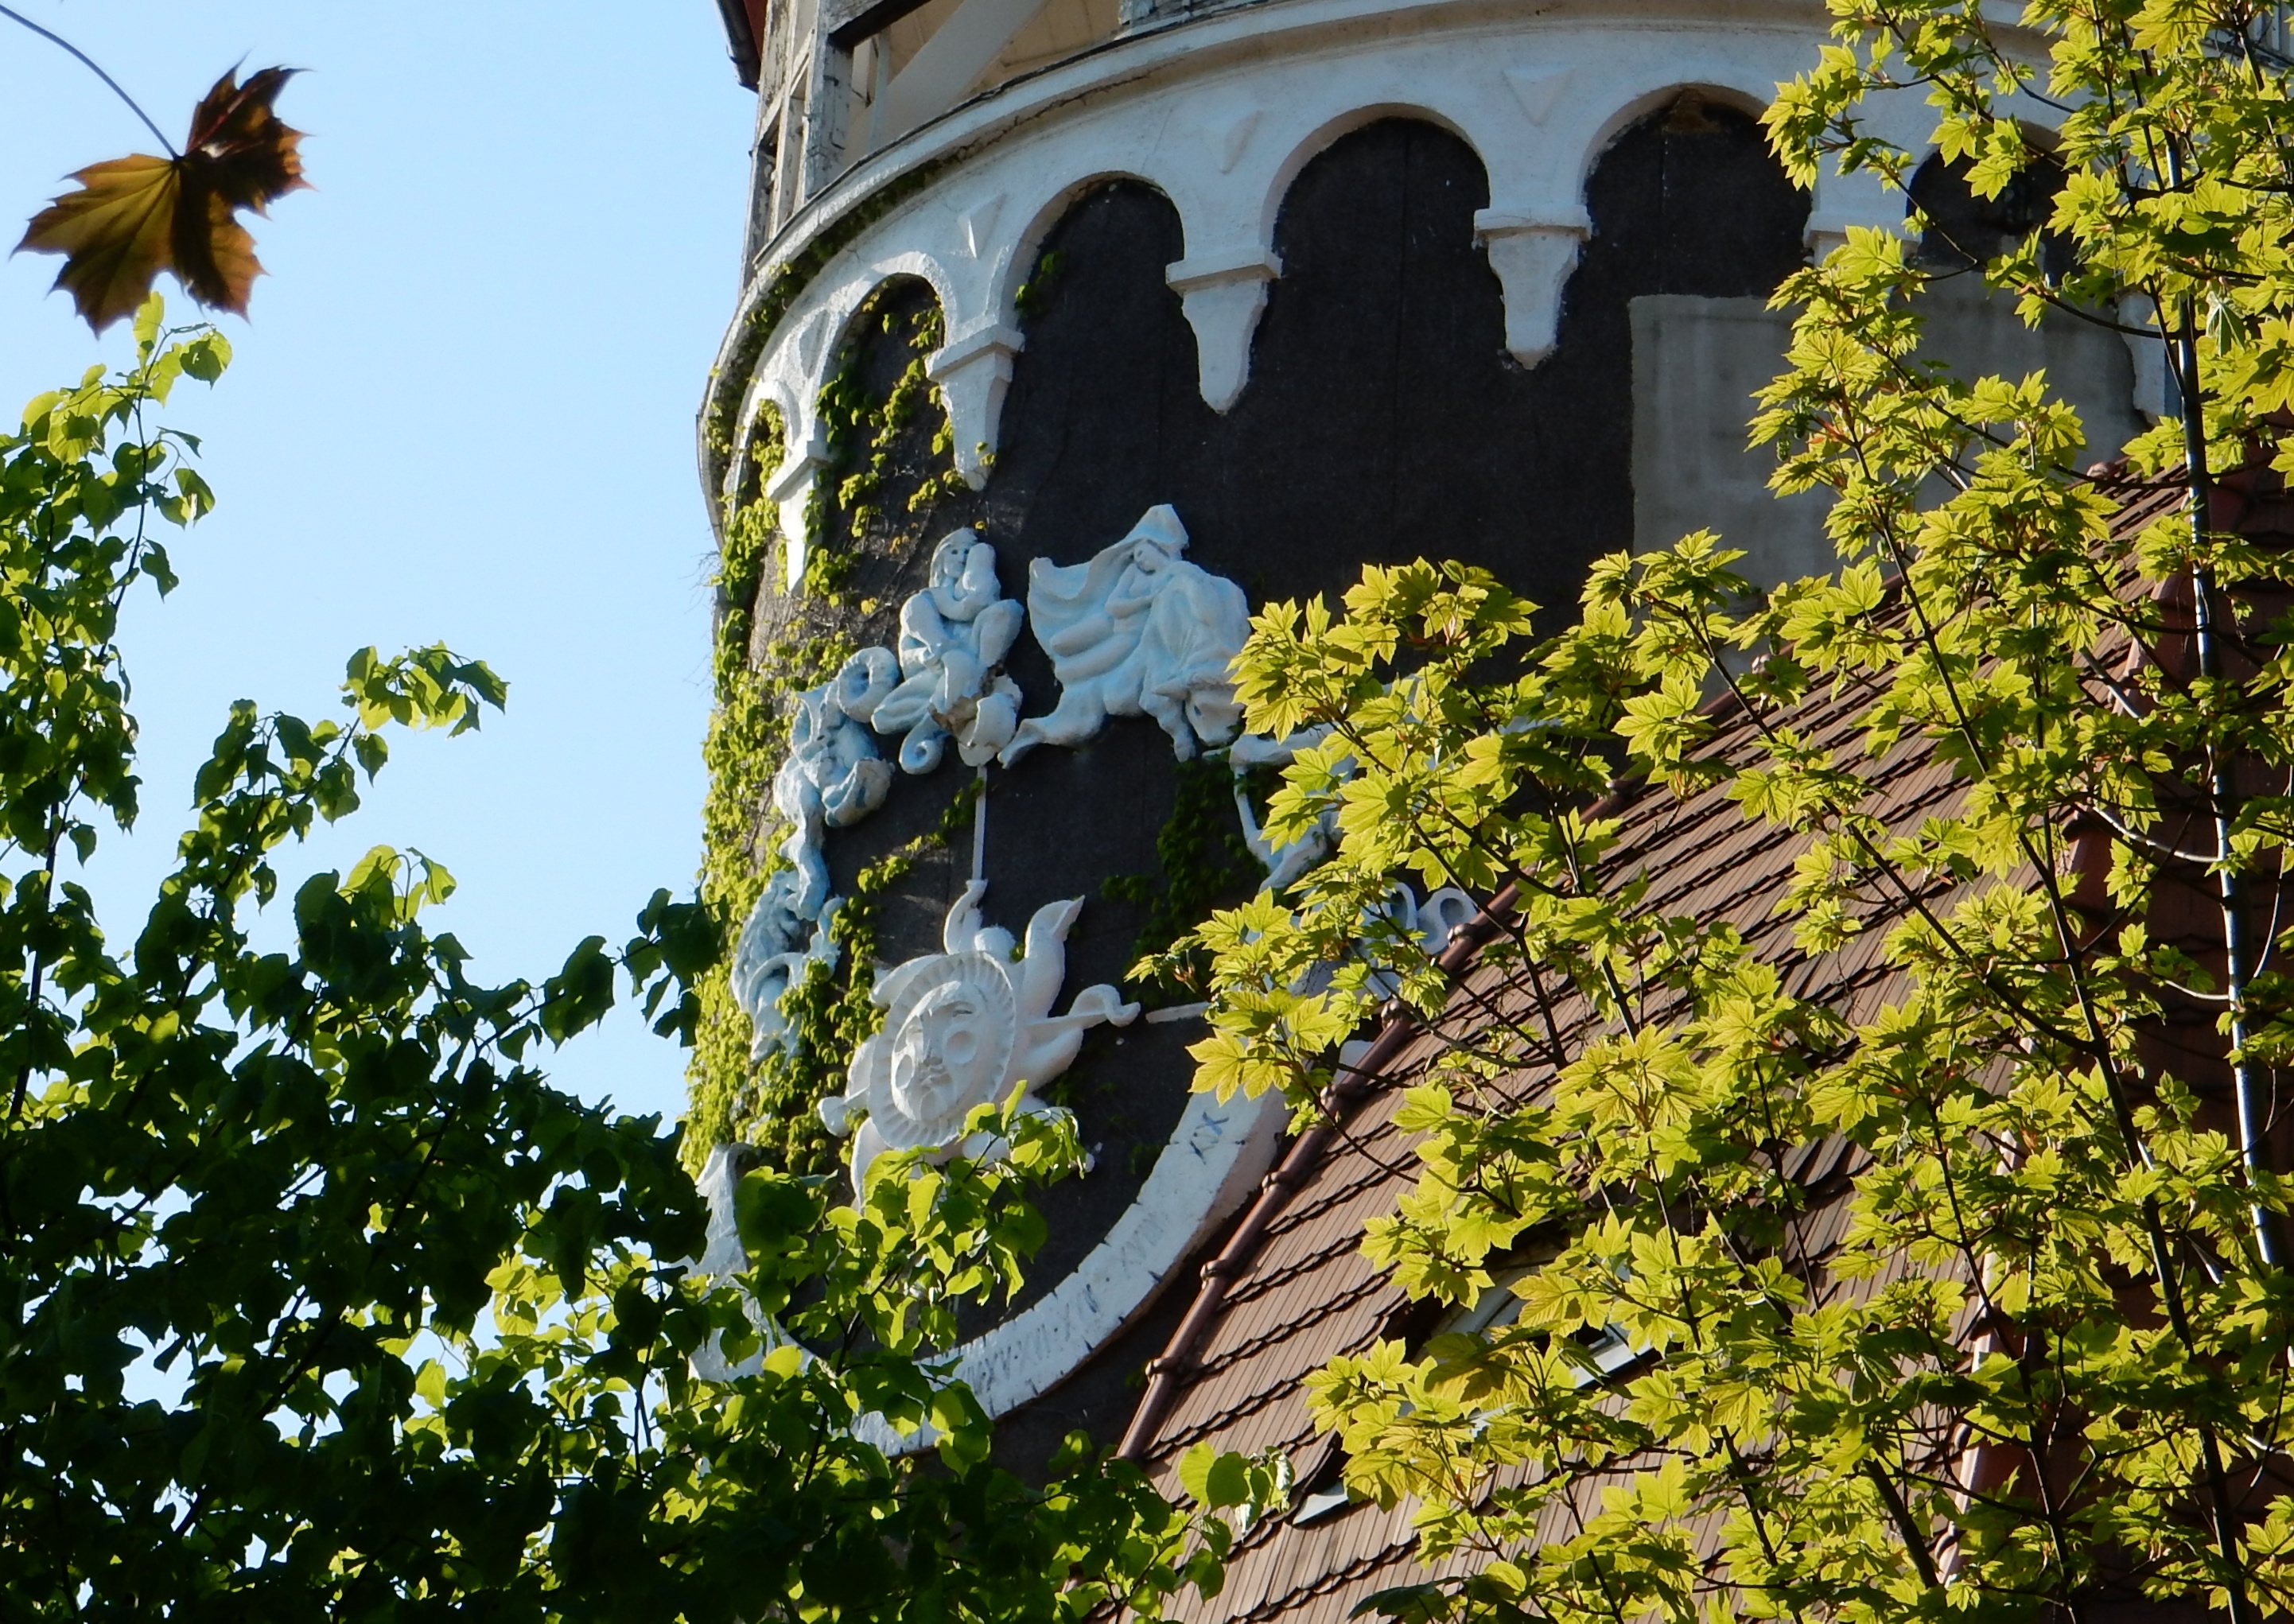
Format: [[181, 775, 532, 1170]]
[[1115, 476, 2191, 1624]]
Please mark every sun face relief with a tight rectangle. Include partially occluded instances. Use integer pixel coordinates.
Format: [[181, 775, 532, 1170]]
[[819, 881, 1138, 1195], [883, 970, 1016, 1145]]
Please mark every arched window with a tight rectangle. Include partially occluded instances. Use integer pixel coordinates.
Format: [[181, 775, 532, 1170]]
[[1907, 147, 2073, 280]]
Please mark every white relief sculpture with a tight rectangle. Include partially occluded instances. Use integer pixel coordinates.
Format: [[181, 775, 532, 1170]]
[[1227, 727, 1479, 993], [1228, 725, 1343, 892], [836, 529, 1025, 773], [1363, 884, 1481, 1000], [1001, 505, 1251, 764], [1389, 883, 1479, 954], [733, 534, 1026, 1063], [690, 1082, 1289, 1416], [772, 679, 896, 917], [731, 677, 896, 1060], [730, 876, 842, 1058], [850, 1084, 1284, 1454], [818, 880, 1140, 1196]]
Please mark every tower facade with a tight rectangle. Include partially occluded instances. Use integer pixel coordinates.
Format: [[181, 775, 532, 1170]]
[[691, 0, 2146, 1478]]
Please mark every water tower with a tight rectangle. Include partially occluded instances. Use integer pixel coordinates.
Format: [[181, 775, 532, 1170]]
[[690, 0, 2146, 1478]]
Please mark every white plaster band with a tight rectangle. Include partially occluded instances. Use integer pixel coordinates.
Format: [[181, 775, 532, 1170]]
[[857, 1085, 1286, 1453], [692, 1086, 1288, 1455], [931, 319, 1028, 369], [706, 10, 1960, 535]]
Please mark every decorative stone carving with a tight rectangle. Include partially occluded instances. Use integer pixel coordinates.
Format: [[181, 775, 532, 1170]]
[[1229, 725, 1342, 892], [1473, 208, 1589, 368], [927, 324, 1024, 489], [818, 880, 1139, 1195], [730, 877, 841, 1058], [1002, 505, 1251, 763], [1227, 726, 1479, 993], [1411, 885, 1480, 950], [1165, 250, 1281, 410], [837, 529, 1025, 772], [1363, 884, 1479, 1000], [773, 679, 895, 918]]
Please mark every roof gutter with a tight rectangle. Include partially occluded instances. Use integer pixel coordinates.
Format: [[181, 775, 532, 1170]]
[[713, 0, 764, 88]]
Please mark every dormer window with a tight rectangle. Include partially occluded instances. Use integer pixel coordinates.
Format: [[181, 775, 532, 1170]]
[[1428, 1261, 1641, 1382]]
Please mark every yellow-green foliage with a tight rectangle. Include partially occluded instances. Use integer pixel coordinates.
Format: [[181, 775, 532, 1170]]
[[685, 284, 975, 1175], [1181, 10, 2294, 1622]]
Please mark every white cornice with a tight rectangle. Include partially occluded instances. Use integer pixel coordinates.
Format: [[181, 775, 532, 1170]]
[[696, 0, 2051, 541]]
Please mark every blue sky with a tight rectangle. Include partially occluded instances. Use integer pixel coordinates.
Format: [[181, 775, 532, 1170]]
[[2, 3, 758, 1125]]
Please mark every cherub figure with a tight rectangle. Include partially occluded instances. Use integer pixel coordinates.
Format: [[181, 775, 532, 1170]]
[[818, 880, 1138, 1195], [835, 530, 1025, 774]]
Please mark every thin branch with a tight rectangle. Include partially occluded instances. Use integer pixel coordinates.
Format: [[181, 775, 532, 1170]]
[[0, 6, 179, 158]]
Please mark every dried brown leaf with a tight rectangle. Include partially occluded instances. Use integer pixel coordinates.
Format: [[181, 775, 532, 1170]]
[[17, 155, 181, 332], [17, 66, 306, 332]]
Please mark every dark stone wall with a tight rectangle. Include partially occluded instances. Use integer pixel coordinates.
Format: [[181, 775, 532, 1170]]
[[980, 99, 1808, 620], [780, 104, 1810, 1473]]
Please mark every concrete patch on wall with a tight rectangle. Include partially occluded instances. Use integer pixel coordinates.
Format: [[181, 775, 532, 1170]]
[[1915, 276, 2145, 464], [1634, 282, 2146, 592], [1631, 294, 1829, 587]]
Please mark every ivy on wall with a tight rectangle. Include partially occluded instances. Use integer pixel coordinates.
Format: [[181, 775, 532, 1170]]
[[692, 410, 795, 1007], [1011, 248, 1064, 317], [1104, 756, 1266, 1003], [700, 160, 955, 497], [684, 624, 850, 1175], [804, 296, 967, 598], [685, 279, 983, 1175]]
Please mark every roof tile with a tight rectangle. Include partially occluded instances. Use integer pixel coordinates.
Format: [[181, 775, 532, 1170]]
[[1124, 488, 2183, 1623]]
